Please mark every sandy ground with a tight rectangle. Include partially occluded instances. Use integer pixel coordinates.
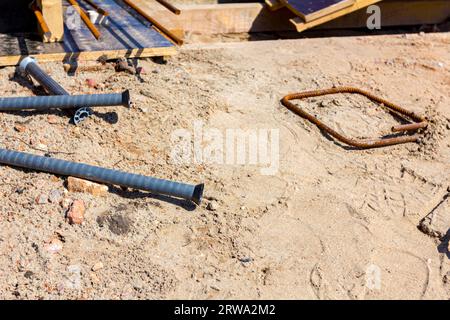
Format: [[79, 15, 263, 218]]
[[0, 32, 449, 300]]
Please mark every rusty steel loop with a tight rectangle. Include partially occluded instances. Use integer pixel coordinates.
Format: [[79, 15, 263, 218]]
[[281, 86, 428, 149]]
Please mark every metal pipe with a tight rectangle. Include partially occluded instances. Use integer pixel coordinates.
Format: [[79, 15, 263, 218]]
[[155, 0, 181, 15], [30, 2, 51, 39], [0, 91, 131, 111], [122, 0, 183, 45], [67, 0, 102, 39], [81, 0, 109, 16], [0, 148, 204, 205], [19, 57, 93, 124], [20, 57, 70, 96]]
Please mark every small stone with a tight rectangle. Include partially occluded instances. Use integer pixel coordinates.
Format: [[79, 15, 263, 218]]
[[90, 272, 100, 284], [35, 194, 48, 204], [48, 189, 63, 204], [136, 66, 146, 75], [67, 176, 108, 196], [62, 197, 73, 210], [138, 106, 149, 113], [63, 63, 72, 73], [66, 199, 85, 225], [36, 143, 48, 151], [92, 262, 104, 272], [239, 257, 253, 263], [45, 238, 63, 254], [47, 115, 59, 124], [86, 78, 97, 88], [206, 201, 218, 211], [24, 271, 34, 279], [14, 124, 26, 133]]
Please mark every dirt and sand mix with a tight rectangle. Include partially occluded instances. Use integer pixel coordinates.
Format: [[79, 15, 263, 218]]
[[0, 32, 449, 299]]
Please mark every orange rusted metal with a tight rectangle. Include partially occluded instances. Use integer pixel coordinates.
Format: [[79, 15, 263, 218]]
[[67, 0, 101, 40], [155, 0, 181, 15], [31, 2, 51, 39], [122, 0, 183, 45], [281, 86, 427, 148], [81, 0, 109, 16]]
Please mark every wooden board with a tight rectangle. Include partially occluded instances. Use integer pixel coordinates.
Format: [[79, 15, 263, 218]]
[[290, 0, 383, 32], [140, 1, 450, 35], [280, 0, 356, 22], [321, 0, 450, 29], [39, 0, 65, 42], [0, 0, 176, 66]]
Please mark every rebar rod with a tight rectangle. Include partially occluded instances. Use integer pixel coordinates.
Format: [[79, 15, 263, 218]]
[[81, 0, 109, 16], [0, 91, 131, 111], [122, 0, 183, 45], [30, 2, 51, 39], [0, 148, 204, 205], [67, 0, 102, 39], [155, 0, 181, 15]]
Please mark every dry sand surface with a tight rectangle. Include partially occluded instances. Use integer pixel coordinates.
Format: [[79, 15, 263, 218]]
[[0, 32, 449, 299]]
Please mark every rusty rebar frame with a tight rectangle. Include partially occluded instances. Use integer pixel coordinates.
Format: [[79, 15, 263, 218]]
[[281, 87, 428, 148]]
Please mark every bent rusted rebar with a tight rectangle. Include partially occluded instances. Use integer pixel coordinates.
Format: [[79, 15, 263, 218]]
[[281, 87, 428, 149]]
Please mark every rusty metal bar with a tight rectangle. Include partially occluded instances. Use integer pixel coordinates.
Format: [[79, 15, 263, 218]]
[[67, 0, 102, 40], [281, 87, 428, 149], [122, 0, 183, 45], [30, 2, 51, 39], [392, 122, 428, 132], [155, 0, 181, 15], [80, 0, 109, 16]]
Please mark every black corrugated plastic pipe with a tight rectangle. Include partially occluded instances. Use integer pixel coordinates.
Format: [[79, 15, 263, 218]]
[[0, 148, 204, 205], [0, 91, 131, 111]]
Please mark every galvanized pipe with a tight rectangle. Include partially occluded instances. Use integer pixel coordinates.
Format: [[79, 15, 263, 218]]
[[0, 91, 131, 111], [0, 148, 204, 205], [20, 57, 70, 96], [19, 57, 93, 124]]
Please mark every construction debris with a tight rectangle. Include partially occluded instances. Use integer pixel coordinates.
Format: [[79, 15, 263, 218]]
[[67, 177, 109, 197], [66, 199, 86, 225], [419, 190, 450, 239]]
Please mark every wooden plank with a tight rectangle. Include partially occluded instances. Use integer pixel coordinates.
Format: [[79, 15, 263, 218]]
[[136, 2, 297, 34], [38, 0, 65, 42], [0, 0, 176, 67], [290, 0, 383, 32], [321, 0, 450, 29], [265, 0, 286, 11], [140, 1, 450, 35], [281, 0, 356, 22]]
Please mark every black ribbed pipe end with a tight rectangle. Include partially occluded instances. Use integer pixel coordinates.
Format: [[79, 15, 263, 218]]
[[123, 90, 131, 108], [192, 183, 204, 205]]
